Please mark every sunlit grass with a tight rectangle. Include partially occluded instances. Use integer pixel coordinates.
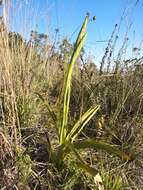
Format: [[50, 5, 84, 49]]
[[0, 1, 143, 189]]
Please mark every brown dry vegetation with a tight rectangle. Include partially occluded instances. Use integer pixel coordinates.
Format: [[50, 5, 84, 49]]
[[0, 2, 143, 190]]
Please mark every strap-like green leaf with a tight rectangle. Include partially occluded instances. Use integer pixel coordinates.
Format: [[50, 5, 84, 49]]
[[75, 15, 89, 47], [68, 142, 98, 176], [60, 16, 89, 144], [72, 139, 132, 161], [66, 105, 100, 141]]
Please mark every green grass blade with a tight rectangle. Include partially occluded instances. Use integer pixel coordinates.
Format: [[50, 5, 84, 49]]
[[36, 92, 57, 125]]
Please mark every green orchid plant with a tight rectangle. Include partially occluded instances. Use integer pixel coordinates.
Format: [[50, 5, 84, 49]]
[[37, 15, 132, 179]]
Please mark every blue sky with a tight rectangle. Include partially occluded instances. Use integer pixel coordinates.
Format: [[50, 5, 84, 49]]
[[48, 0, 143, 59], [1, 0, 143, 64]]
